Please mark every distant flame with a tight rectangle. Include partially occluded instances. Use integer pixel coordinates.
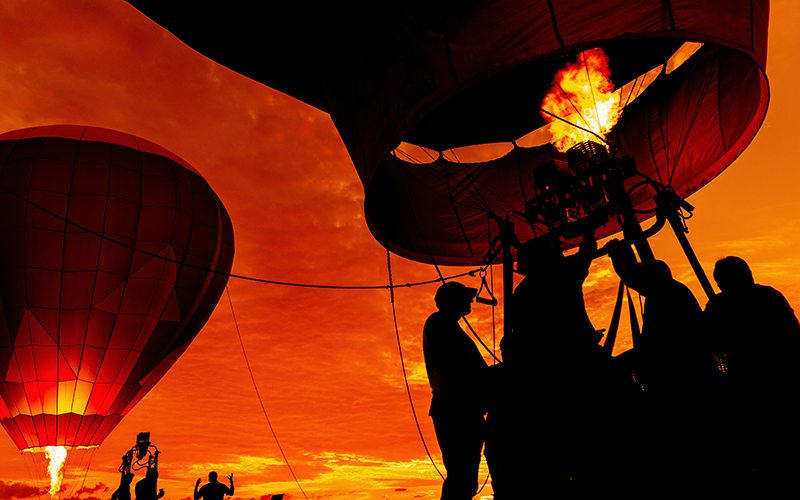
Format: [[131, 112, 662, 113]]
[[541, 48, 620, 152], [45, 446, 67, 499]]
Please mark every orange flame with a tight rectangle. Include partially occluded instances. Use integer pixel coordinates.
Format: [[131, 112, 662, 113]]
[[541, 48, 620, 152], [45, 446, 67, 499]]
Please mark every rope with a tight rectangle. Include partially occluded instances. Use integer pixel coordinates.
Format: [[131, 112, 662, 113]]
[[539, 108, 614, 150], [488, 218, 497, 364], [476, 464, 492, 494], [394, 148, 519, 218], [393, 154, 502, 215], [582, 51, 602, 134], [670, 55, 717, 183], [0, 184, 479, 290], [462, 317, 501, 363], [551, 75, 594, 131], [226, 287, 309, 500], [74, 449, 95, 500], [443, 160, 476, 259], [387, 250, 445, 480], [22, 452, 43, 500]]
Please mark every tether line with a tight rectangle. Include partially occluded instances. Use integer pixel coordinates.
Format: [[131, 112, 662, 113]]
[[0, 184, 480, 290], [227, 286, 309, 500]]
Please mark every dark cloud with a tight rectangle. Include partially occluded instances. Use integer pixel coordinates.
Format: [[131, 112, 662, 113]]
[[0, 481, 45, 500], [75, 483, 111, 495]]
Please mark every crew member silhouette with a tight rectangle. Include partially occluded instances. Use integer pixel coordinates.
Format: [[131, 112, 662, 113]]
[[504, 230, 600, 362], [705, 256, 800, 383], [703, 256, 800, 493], [488, 230, 607, 496], [609, 242, 704, 396], [111, 473, 134, 500], [423, 281, 489, 500], [609, 242, 706, 492], [194, 472, 234, 500], [134, 468, 164, 500]]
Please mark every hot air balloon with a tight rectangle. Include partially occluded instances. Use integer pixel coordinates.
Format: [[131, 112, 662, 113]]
[[0, 125, 234, 495]]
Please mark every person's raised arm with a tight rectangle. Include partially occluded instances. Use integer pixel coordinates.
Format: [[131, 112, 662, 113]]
[[607, 240, 647, 294], [227, 474, 234, 496], [194, 479, 202, 500]]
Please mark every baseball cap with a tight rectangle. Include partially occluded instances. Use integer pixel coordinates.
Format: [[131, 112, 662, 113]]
[[434, 282, 477, 303]]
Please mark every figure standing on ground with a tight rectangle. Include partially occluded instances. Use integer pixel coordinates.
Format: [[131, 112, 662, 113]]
[[134, 468, 164, 500], [111, 473, 134, 500], [488, 230, 607, 497], [608, 241, 706, 493], [194, 472, 234, 500], [703, 256, 800, 494], [423, 282, 489, 500]]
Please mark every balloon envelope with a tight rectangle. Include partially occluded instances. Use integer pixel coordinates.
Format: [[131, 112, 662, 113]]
[[129, 0, 768, 265], [0, 125, 235, 450]]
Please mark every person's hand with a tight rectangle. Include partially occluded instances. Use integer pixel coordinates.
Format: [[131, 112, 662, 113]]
[[159, 489, 164, 495], [196, 478, 201, 487], [228, 473, 234, 481]]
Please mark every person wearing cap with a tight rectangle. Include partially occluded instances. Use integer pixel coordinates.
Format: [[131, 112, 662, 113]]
[[423, 281, 489, 499]]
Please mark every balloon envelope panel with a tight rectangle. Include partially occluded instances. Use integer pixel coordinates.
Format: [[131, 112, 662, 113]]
[[0, 125, 234, 450]]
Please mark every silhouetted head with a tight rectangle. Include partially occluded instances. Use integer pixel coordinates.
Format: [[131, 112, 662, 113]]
[[435, 282, 476, 317], [209, 471, 218, 482], [644, 260, 673, 284], [714, 256, 754, 292], [516, 237, 562, 275]]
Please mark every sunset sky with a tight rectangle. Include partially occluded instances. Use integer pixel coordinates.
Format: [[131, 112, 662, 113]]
[[1, 1, 799, 499]]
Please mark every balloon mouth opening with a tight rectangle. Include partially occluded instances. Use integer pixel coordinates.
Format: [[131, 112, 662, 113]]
[[399, 39, 705, 162], [21, 445, 99, 453]]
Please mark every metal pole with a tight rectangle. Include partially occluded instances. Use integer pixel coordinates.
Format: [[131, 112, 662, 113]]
[[501, 220, 515, 339], [666, 211, 716, 300], [608, 172, 656, 264]]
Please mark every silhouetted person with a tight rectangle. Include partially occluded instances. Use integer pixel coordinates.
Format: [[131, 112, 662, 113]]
[[111, 473, 134, 500], [504, 230, 600, 362], [609, 242, 707, 493], [488, 231, 609, 497], [705, 256, 800, 382], [134, 468, 164, 500], [703, 256, 800, 494], [609, 242, 704, 395], [423, 282, 489, 499], [194, 472, 234, 500]]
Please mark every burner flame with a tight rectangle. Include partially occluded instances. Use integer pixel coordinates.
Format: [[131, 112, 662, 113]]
[[45, 446, 67, 499], [541, 48, 620, 152]]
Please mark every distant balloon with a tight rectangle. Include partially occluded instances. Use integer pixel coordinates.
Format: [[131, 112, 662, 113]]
[[131, 0, 768, 265], [0, 125, 235, 450]]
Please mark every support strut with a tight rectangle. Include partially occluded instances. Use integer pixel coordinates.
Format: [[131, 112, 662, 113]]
[[607, 170, 656, 264], [499, 218, 516, 339], [656, 191, 716, 300]]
